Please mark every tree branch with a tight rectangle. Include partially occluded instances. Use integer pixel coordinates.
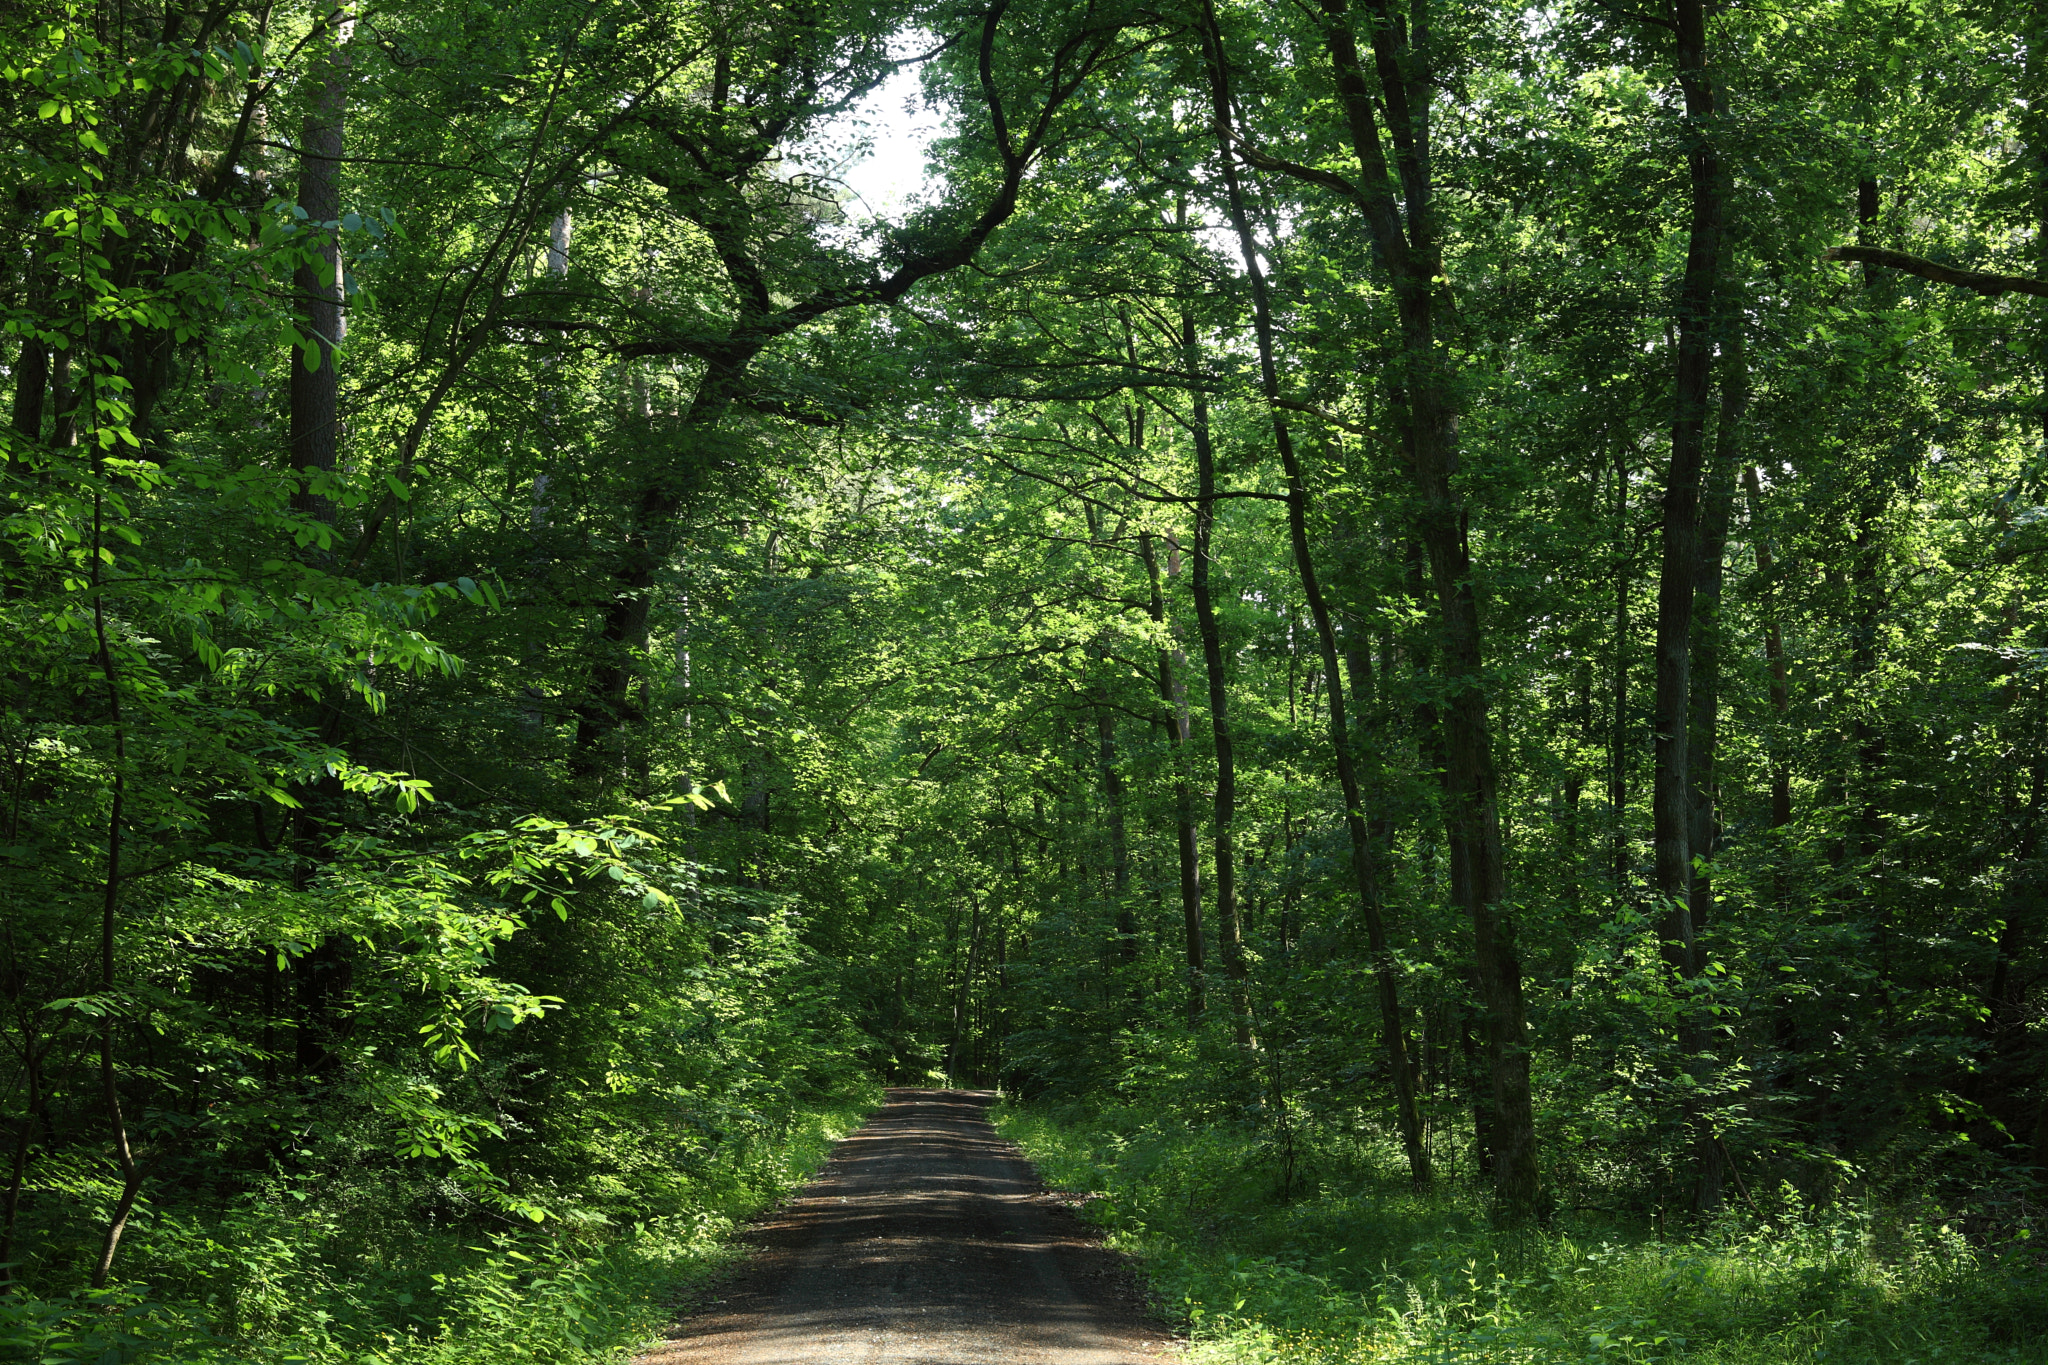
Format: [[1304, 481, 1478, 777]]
[[1825, 246, 2048, 299]]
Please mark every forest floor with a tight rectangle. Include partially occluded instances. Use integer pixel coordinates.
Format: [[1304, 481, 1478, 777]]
[[636, 1089, 1174, 1365]]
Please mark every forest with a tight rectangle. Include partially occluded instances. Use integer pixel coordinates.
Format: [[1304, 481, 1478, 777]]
[[4, 0, 2048, 1358]]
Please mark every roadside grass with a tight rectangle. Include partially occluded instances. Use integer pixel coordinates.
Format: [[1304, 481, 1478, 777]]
[[1, 1089, 876, 1365], [998, 1101, 2048, 1364]]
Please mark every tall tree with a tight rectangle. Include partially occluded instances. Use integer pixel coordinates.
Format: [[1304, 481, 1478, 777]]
[[568, 3, 1139, 780], [1228, 0, 1541, 1214], [1198, 0, 1428, 1184]]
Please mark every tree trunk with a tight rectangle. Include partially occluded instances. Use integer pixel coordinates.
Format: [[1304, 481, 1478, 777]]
[[2011, 750, 2048, 1172], [1681, 310, 1743, 1215], [1094, 695, 1135, 970], [1611, 440, 1633, 889], [1233, 0, 1541, 1216], [1183, 314, 1249, 1049], [533, 206, 570, 532], [289, 2, 352, 526], [569, 358, 747, 784], [1200, 5, 1427, 1179], [950, 887, 983, 1084], [50, 349, 77, 452], [1650, 0, 1723, 956], [90, 486, 143, 1290], [1687, 334, 1742, 944], [1144, 531, 1205, 1024], [2032, 0, 2048, 451], [10, 280, 48, 445], [1849, 177, 1891, 877], [2015, 0, 2048, 1174]]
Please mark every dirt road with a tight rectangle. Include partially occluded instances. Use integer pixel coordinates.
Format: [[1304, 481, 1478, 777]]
[[639, 1089, 1173, 1365]]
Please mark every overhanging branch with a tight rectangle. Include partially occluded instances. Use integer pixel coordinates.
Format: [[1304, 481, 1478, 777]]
[[1825, 246, 2048, 299]]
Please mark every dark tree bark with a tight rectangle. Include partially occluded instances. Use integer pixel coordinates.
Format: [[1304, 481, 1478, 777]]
[[9, 271, 48, 445], [49, 349, 77, 452], [289, 3, 352, 525], [1824, 245, 2048, 298], [0, 1031, 49, 1284], [1681, 312, 1743, 1214], [1837, 180, 1901, 1029], [1650, 0, 1723, 954], [1622, 0, 1730, 1216], [1849, 178, 1892, 876], [2016, 0, 2048, 1176], [2012, 752, 2048, 1172]]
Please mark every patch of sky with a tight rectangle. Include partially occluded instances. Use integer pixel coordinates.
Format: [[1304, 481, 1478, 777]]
[[796, 32, 948, 246]]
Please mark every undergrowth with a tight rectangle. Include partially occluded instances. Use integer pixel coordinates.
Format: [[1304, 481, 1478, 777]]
[[0, 1089, 875, 1365], [999, 1101, 2048, 1364]]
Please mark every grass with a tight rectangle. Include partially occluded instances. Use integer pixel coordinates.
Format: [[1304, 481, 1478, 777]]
[[1, 1088, 877, 1365], [997, 1101, 2048, 1364]]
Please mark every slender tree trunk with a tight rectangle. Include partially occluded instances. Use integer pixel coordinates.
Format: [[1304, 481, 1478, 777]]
[[2010, 751, 2048, 1171], [1687, 331, 1743, 944], [1982, 745, 2043, 1095], [1650, 0, 1723, 954], [9, 266, 48, 445], [1199, 8, 1426, 1178], [1183, 314, 1249, 1049], [1, 259, 48, 596], [50, 349, 77, 452], [2032, 0, 2048, 452], [2015, 0, 2048, 1174], [1847, 522, 1888, 871], [89, 486, 143, 1290], [1459, 1009, 1497, 1176], [533, 206, 570, 533], [1094, 697, 1135, 968], [1144, 531, 1205, 1024], [950, 888, 983, 1084], [1298, 458, 1432, 1190], [570, 359, 747, 784], [1226, 0, 1540, 1214], [1635, 0, 1729, 1217], [1849, 176, 1891, 877], [1681, 301, 1743, 1214], [1611, 440, 1633, 888], [289, 2, 352, 525], [1838, 178, 1900, 1025]]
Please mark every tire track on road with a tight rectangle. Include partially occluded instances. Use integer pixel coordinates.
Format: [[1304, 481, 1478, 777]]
[[638, 1089, 1172, 1365]]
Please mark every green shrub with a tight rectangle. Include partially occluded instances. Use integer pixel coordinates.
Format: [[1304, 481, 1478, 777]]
[[1, 1092, 873, 1365]]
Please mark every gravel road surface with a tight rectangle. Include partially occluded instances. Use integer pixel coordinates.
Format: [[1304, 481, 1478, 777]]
[[638, 1089, 1173, 1365]]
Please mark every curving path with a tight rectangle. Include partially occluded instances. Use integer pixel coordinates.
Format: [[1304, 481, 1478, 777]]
[[638, 1089, 1173, 1365]]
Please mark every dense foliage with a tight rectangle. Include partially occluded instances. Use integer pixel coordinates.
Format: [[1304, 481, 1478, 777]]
[[5, 0, 2048, 1358]]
